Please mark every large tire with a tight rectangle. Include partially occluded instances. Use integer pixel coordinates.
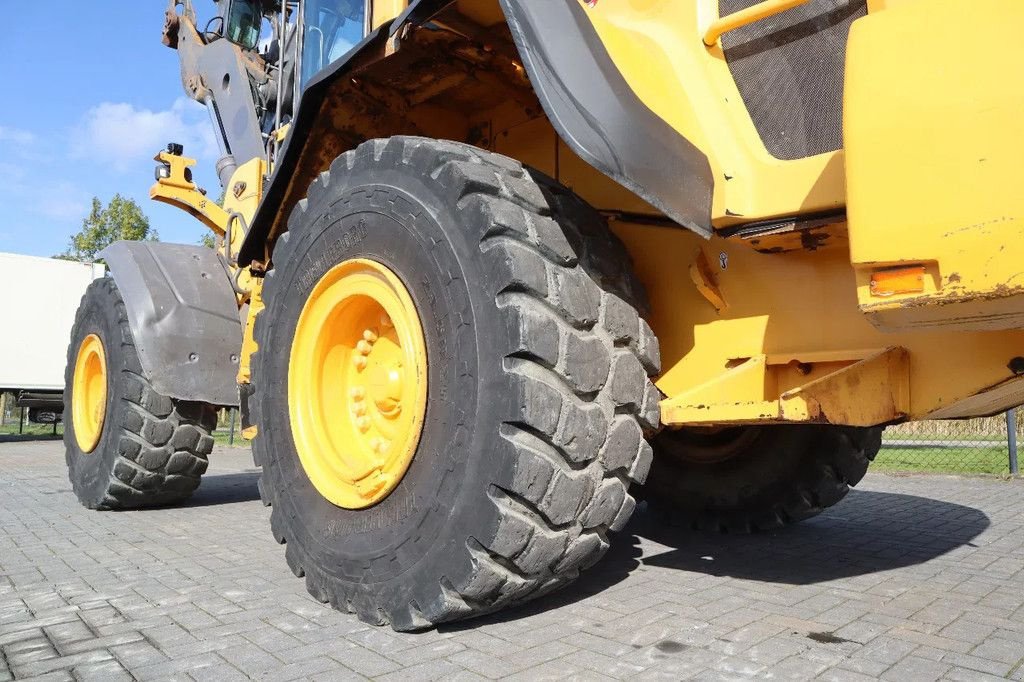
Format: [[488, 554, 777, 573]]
[[64, 277, 217, 510], [252, 137, 661, 631], [642, 425, 883, 533]]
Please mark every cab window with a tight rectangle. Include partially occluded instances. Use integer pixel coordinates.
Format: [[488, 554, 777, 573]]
[[225, 0, 262, 50], [301, 0, 367, 89]]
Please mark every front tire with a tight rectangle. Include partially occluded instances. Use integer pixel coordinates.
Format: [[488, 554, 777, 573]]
[[252, 137, 661, 630], [64, 277, 217, 510]]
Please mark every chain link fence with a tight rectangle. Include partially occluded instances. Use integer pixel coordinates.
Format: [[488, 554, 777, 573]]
[[877, 410, 1020, 476]]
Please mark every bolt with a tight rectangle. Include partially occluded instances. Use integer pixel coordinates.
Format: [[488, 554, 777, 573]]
[[349, 387, 365, 401], [353, 356, 367, 371], [356, 416, 370, 433], [363, 328, 379, 343], [352, 402, 366, 417], [1010, 357, 1024, 375], [356, 340, 374, 356], [374, 439, 389, 454]]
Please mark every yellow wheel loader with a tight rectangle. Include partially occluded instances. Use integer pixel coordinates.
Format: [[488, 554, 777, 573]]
[[64, 0, 1024, 629]]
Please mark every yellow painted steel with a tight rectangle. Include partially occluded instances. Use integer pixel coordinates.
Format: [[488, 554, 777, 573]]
[[71, 334, 108, 453], [845, 0, 1024, 333], [237, 277, 264, 387], [577, 0, 846, 226], [372, 0, 408, 30], [661, 348, 910, 426], [288, 259, 428, 509], [221, 158, 266, 267], [703, 0, 811, 46], [150, 151, 230, 234], [610, 221, 1024, 425]]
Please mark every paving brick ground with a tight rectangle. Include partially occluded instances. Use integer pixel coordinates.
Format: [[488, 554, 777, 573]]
[[1, 438, 1022, 681]]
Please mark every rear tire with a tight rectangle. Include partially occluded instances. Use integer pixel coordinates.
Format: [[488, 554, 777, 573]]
[[642, 425, 882, 533], [64, 277, 217, 510], [252, 137, 661, 630]]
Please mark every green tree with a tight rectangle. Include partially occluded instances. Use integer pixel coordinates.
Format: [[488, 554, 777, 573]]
[[198, 232, 217, 249], [57, 194, 158, 262]]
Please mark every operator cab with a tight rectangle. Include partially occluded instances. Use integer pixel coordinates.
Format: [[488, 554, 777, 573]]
[[219, 0, 368, 94]]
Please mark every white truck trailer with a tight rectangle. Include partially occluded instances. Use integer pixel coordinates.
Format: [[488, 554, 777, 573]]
[[0, 253, 105, 423]]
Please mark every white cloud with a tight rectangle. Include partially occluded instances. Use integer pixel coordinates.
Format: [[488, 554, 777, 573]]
[[36, 182, 92, 222], [72, 98, 218, 172], [0, 125, 35, 146]]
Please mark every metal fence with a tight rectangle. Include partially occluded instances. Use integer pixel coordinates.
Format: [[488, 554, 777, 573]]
[[878, 409, 1020, 476]]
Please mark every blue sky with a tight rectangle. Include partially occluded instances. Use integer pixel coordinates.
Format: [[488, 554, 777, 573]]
[[0, 2, 222, 258]]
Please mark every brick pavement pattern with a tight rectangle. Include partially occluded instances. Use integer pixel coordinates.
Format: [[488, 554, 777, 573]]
[[1, 439, 1022, 681]]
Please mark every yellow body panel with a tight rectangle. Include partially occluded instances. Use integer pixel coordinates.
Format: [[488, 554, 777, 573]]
[[581, 0, 845, 225], [612, 222, 1024, 424], [371, 0, 408, 30], [221, 158, 266, 264], [845, 0, 1024, 332]]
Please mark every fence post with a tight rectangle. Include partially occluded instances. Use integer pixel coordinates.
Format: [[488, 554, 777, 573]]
[[1007, 408, 1019, 476], [228, 408, 236, 446]]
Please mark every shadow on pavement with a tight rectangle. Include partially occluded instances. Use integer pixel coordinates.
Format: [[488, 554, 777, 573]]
[[184, 471, 263, 507], [443, 489, 989, 629], [636, 489, 990, 584], [172, 473, 991, 627]]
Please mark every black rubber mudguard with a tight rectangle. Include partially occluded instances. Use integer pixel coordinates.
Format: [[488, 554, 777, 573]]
[[99, 241, 242, 406], [498, 0, 713, 235]]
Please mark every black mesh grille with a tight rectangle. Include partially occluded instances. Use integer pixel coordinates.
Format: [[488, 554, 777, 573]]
[[721, 0, 866, 160]]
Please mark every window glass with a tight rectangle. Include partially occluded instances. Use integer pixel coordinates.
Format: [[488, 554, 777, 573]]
[[301, 1, 366, 89], [225, 0, 262, 50]]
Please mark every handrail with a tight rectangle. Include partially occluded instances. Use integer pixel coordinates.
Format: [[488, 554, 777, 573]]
[[703, 0, 812, 46]]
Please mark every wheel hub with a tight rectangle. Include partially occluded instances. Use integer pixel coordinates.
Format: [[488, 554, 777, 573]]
[[72, 333, 108, 453], [288, 259, 427, 509]]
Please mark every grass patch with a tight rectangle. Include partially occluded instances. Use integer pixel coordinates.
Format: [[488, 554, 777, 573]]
[[874, 445, 1010, 475], [0, 422, 62, 440], [212, 429, 249, 448], [0, 422, 249, 448]]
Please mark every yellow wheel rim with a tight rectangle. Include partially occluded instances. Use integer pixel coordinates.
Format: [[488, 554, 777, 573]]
[[289, 258, 428, 509], [72, 333, 108, 453]]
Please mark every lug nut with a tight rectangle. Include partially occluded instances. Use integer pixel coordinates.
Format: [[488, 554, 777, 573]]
[[356, 340, 373, 355], [352, 402, 366, 417], [356, 416, 370, 433], [350, 387, 365, 401], [363, 328, 378, 343], [353, 356, 367, 370]]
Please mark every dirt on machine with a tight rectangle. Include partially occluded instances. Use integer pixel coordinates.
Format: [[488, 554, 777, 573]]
[[62, 0, 1024, 630]]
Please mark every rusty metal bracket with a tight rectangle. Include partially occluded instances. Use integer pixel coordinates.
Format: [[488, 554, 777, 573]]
[[661, 347, 910, 427]]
